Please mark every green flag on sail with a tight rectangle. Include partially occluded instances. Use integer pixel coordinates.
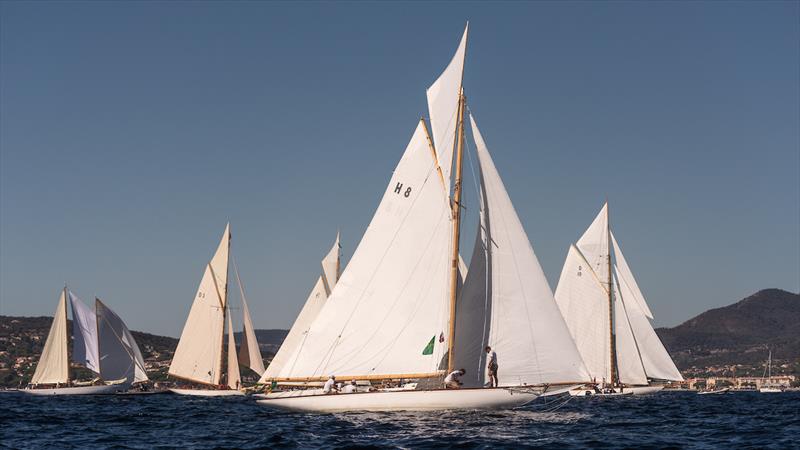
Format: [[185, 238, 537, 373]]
[[422, 335, 435, 355]]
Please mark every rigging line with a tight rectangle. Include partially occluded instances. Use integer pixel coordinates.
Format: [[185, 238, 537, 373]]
[[310, 160, 444, 377]]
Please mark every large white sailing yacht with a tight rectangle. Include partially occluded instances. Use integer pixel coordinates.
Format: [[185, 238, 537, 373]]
[[256, 24, 590, 412], [168, 224, 264, 396], [24, 288, 148, 395], [554, 203, 684, 396]]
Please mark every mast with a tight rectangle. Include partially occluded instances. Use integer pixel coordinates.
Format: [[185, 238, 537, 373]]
[[64, 285, 70, 384], [446, 88, 466, 373], [607, 202, 618, 386], [218, 227, 231, 387]]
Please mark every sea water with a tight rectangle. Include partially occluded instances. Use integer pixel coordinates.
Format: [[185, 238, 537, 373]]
[[1, 391, 798, 448]]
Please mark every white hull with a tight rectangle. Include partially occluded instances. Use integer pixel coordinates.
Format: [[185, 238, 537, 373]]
[[759, 387, 782, 393], [257, 387, 540, 412], [169, 388, 245, 397], [23, 384, 126, 396], [569, 385, 663, 397], [698, 388, 730, 395]]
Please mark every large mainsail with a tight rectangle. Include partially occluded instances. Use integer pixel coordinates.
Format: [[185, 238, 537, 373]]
[[96, 298, 148, 383], [454, 115, 590, 387], [260, 233, 341, 381], [31, 290, 69, 385], [426, 23, 468, 195], [69, 291, 100, 374], [272, 121, 452, 379], [169, 224, 230, 385]]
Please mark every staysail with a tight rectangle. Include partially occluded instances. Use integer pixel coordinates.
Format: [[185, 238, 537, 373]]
[[454, 114, 590, 387], [260, 233, 341, 381], [273, 120, 452, 379], [96, 298, 148, 383], [426, 23, 468, 195], [169, 224, 230, 385], [234, 260, 265, 376], [68, 291, 101, 374], [31, 290, 70, 385], [226, 309, 241, 389], [613, 276, 648, 385]]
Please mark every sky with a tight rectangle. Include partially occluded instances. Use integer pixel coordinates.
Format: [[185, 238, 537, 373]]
[[1, 1, 798, 337]]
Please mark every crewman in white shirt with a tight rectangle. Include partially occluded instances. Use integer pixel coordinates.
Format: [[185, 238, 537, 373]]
[[323, 375, 338, 394], [444, 368, 466, 389], [341, 380, 358, 393]]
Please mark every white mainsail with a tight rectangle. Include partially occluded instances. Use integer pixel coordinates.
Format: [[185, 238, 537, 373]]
[[456, 114, 590, 387], [31, 290, 70, 385], [68, 291, 100, 374], [226, 309, 241, 389], [233, 260, 265, 376], [273, 120, 452, 379], [169, 224, 230, 385], [426, 23, 468, 195], [260, 233, 341, 381], [96, 298, 148, 383]]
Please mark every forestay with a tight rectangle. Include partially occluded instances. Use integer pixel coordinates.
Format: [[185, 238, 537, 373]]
[[554, 245, 612, 383], [455, 115, 590, 387], [31, 290, 69, 385], [274, 121, 452, 379], [426, 23, 468, 196], [69, 292, 100, 374], [96, 299, 148, 383], [169, 224, 230, 385], [261, 234, 341, 381]]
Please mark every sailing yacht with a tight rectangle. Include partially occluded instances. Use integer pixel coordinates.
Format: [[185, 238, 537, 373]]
[[554, 203, 684, 396], [759, 349, 782, 393], [168, 224, 264, 396], [256, 24, 590, 412], [24, 288, 148, 395]]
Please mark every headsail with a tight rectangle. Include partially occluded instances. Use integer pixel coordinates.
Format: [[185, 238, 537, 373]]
[[260, 233, 341, 381], [68, 291, 100, 374], [226, 308, 241, 389], [456, 115, 590, 387], [169, 224, 230, 385], [96, 298, 148, 383], [31, 290, 69, 385], [426, 24, 468, 195], [612, 276, 648, 385], [611, 232, 653, 318], [273, 121, 452, 379], [234, 260, 265, 376]]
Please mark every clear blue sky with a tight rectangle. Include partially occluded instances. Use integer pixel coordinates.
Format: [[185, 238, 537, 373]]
[[1, 1, 798, 337]]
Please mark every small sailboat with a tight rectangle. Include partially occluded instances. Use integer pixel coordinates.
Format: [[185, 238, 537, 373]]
[[25, 288, 148, 395], [698, 387, 730, 395], [759, 349, 782, 393], [554, 203, 684, 396], [168, 224, 264, 396], [256, 25, 590, 412]]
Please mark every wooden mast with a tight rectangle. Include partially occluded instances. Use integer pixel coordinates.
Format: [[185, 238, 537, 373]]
[[446, 89, 467, 373], [606, 201, 618, 386]]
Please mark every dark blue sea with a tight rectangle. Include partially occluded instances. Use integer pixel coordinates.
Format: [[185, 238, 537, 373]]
[[1, 391, 798, 449]]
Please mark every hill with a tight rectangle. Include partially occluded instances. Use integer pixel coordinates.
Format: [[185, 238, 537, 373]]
[[655, 289, 800, 376]]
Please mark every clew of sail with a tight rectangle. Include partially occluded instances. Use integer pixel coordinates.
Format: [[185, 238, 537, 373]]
[[260, 233, 341, 381], [96, 298, 148, 383], [169, 224, 230, 385], [69, 291, 100, 374], [31, 290, 70, 385], [274, 120, 452, 379], [456, 114, 591, 387], [426, 23, 468, 196], [554, 245, 612, 383]]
